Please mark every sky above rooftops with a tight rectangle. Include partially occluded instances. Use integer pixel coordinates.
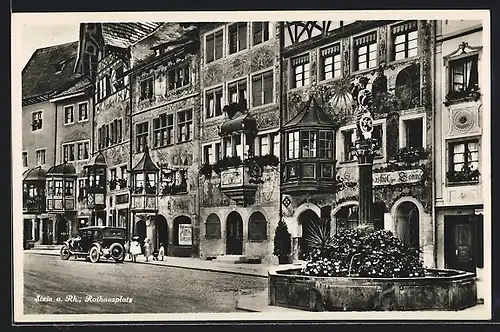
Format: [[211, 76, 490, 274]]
[[21, 23, 80, 70]]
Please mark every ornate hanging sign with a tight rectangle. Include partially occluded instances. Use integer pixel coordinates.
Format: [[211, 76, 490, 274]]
[[359, 113, 374, 137], [372, 169, 424, 186]]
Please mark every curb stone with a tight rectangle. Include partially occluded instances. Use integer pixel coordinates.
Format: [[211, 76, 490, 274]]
[[25, 250, 270, 278]]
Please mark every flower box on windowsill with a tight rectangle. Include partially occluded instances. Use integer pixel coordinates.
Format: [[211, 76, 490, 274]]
[[395, 146, 430, 163], [446, 169, 480, 184], [444, 87, 481, 107]]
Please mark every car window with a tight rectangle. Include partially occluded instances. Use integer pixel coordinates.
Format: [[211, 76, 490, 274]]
[[103, 229, 126, 238], [94, 230, 103, 241]]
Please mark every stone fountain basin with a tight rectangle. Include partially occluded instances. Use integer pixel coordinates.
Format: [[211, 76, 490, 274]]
[[268, 267, 477, 311]]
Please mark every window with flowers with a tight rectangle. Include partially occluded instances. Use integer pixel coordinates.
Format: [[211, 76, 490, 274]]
[[447, 139, 480, 183]]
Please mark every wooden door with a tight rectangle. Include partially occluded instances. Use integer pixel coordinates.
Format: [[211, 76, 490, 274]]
[[445, 215, 475, 273], [226, 214, 243, 255]]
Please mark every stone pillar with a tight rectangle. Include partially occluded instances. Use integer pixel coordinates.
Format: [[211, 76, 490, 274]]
[[356, 140, 375, 227]]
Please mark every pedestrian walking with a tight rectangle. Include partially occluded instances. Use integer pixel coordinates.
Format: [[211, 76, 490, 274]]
[[158, 243, 165, 261], [143, 238, 151, 262], [124, 240, 131, 261], [130, 236, 141, 263]]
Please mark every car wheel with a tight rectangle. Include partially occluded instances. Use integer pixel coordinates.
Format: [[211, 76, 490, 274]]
[[60, 245, 70, 260], [89, 246, 100, 263], [110, 243, 124, 262]]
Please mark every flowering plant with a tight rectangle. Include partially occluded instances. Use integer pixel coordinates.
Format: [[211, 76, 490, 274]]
[[395, 146, 430, 163], [447, 165, 480, 183], [302, 227, 425, 278]]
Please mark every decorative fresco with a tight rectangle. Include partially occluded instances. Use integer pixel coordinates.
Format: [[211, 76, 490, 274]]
[[200, 167, 280, 208], [132, 52, 200, 112]]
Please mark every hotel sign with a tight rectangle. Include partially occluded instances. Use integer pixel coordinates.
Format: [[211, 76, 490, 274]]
[[373, 169, 424, 186]]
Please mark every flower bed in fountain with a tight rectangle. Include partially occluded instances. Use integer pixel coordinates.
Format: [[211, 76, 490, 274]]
[[268, 226, 477, 311]]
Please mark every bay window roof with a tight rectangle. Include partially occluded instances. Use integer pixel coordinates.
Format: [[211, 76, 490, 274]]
[[22, 166, 47, 181], [132, 146, 159, 172], [88, 152, 107, 167], [220, 103, 257, 136], [283, 95, 337, 130], [47, 163, 77, 177]]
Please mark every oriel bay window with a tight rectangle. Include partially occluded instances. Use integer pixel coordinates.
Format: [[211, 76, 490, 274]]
[[218, 103, 258, 205], [22, 167, 47, 212], [46, 163, 77, 211], [282, 96, 337, 194], [84, 153, 107, 209], [354, 31, 378, 71], [130, 146, 159, 212]]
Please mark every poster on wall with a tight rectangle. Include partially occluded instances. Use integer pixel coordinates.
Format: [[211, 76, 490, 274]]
[[178, 224, 192, 246]]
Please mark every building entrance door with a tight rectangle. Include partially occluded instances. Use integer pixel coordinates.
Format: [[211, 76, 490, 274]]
[[226, 212, 243, 255], [135, 219, 147, 247], [155, 215, 168, 253], [445, 215, 476, 273], [42, 218, 53, 245]]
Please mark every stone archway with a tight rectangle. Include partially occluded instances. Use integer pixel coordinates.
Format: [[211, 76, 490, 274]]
[[333, 202, 359, 234], [390, 197, 424, 250], [155, 214, 168, 253], [298, 209, 320, 259], [394, 201, 420, 249], [226, 211, 243, 255], [135, 219, 147, 246], [55, 216, 69, 244]]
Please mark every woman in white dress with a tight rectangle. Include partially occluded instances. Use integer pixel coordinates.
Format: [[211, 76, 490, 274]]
[[129, 237, 141, 263]]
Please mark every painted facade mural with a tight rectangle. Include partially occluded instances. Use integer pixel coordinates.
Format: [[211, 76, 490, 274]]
[[198, 22, 281, 264], [129, 23, 201, 257], [281, 20, 435, 265]]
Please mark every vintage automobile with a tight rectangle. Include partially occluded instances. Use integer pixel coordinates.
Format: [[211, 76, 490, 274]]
[[60, 226, 127, 263]]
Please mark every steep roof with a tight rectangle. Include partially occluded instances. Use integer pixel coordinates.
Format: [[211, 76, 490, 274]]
[[22, 41, 82, 104], [101, 22, 164, 48], [22, 166, 47, 181], [47, 163, 77, 177], [283, 96, 337, 129], [132, 146, 159, 173]]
